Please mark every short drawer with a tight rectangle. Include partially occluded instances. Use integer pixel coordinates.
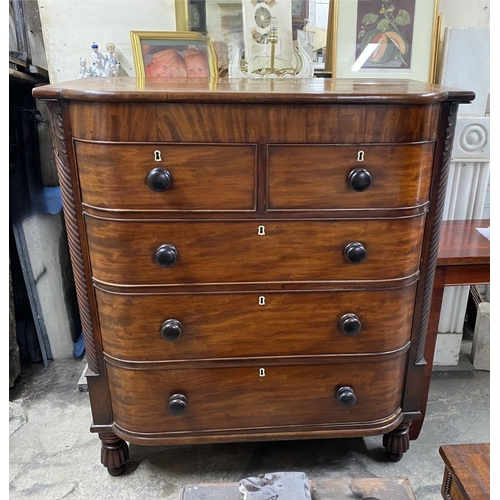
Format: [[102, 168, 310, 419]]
[[74, 141, 257, 211], [85, 216, 425, 285], [106, 354, 407, 433], [267, 143, 434, 210], [96, 285, 417, 361]]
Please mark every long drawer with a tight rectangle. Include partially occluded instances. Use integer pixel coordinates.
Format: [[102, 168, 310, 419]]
[[106, 354, 407, 433], [75, 142, 257, 211], [267, 143, 434, 210], [85, 216, 425, 285], [96, 284, 417, 361]]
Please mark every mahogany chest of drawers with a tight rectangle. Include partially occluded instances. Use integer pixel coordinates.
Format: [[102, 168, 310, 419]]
[[33, 78, 474, 475]]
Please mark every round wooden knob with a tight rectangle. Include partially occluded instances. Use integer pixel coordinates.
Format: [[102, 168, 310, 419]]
[[336, 386, 356, 407], [154, 244, 177, 268], [340, 313, 361, 336], [147, 167, 172, 192], [168, 394, 187, 415], [344, 242, 367, 264], [160, 319, 182, 342], [348, 168, 372, 192]]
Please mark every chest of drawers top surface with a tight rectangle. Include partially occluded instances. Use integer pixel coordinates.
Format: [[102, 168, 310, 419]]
[[32, 76, 474, 103]]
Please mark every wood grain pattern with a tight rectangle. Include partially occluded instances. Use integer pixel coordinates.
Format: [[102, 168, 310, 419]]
[[95, 284, 417, 360], [106, 354, 407, 433], [156, 104, 248, 143], [75, 142, 257, 211], [66, 102, 439, 144], [225, 102, 440, 143], [267, 143, 434, 210], [85, 216, 425, 285], [69, 102, 440, 144]]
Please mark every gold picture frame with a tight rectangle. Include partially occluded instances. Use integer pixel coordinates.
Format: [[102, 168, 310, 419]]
[[130, 31, 218, 78], [326, 0, 440, 83]]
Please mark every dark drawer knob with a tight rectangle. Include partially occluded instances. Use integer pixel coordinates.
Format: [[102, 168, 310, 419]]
[[147, 167, 172, 192], [340, 313, 361, 336], [160, 319, 182, 342], [348, 168, 372, 192], [344, 242, 367, 264], [154, 244, 178, 268], [336, 386, 357, 407], [168, 394, 187, 415]]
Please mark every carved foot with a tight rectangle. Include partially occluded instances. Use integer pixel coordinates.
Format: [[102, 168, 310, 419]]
[[99, 432, 129, 476], [383, 422, 411, 462]]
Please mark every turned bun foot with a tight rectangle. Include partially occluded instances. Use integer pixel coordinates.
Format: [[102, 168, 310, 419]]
[[383, 422, 410, 462], [99, 432, 129, 476]]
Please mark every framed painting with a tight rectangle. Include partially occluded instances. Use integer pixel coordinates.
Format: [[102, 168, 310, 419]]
[[329, 0, 440, 82], [130, 31, 218, 78]]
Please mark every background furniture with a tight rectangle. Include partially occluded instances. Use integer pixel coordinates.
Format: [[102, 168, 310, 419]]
[[439, 443, 490, 499], [410, 219, 490, 440]]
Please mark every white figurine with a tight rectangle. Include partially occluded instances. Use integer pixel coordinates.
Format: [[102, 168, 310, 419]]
[[104, 42, 120, 77], [80, 41, 121, 78], [90, 42, 106, 77], [77, 57, 92, 78]]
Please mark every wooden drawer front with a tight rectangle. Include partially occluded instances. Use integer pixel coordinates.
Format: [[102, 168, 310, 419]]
[[96, 284, 416, 360], [106, 355, 407, 433], [69, 102, 439, 143], [86, 216, 425, 285], [75, 142, 256, 211], [267, 144, 434, 210]]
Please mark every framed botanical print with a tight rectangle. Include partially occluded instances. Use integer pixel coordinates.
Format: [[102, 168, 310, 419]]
[[330, 0, 440, 82]]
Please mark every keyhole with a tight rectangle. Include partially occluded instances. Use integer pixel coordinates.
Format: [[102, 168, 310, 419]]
[[257, 225, 265, 236], [259, 368, 266, 377], [154, 150, 162, 162], [259, 296, 266, 306], [357, 151, 365, 162]]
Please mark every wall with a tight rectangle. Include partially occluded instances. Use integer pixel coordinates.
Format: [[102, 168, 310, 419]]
[[37, 0, 177, 83], [439, 0, 490, 28]]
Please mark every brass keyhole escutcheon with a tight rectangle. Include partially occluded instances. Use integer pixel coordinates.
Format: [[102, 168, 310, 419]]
[[357, 151, 365, 162], [257, 225, 266, 236], [154, 150, 162, 162]]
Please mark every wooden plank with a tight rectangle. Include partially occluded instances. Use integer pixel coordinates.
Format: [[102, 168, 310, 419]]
[[179, 477, 416, 500]]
